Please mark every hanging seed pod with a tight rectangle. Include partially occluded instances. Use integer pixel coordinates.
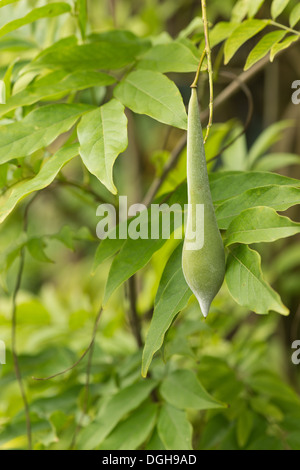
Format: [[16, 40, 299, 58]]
[[182, 87, 225, 317]]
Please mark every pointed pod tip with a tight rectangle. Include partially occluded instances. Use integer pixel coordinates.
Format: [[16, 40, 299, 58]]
[[195, 295, 211, 319], [201, 308, 209, 319]]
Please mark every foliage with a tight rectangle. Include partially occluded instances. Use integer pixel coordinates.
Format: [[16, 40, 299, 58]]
[[0, 0, 299, 451]]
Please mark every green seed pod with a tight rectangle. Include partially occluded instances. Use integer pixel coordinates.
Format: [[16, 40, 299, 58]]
[[182, 87, 225, 317]]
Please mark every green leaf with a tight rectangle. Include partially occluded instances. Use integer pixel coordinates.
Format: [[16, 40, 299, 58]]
[[160, 370, 226, 411], [77, 379, 157, 450], [199, 414, 230, 450], [103, 221, 166, 304], [0, 3, 71, 38], [93, 238, 126, 273], [0, 163, 7, 187], [237, 409, 254, 447], [221, 125, 247, 171], [69, 309, 90, 330], [225, 206, 300, 246], [23, 35, 76, 69], [244, 30, 286, 70], [53, 225, 94, 250], [142, 244, 191, 377], [225, 244, 289, 315], [0, 103, 92, 164], [209, 22, 240, 48], [146, 430, 166, 450], [270, 35, 299, 62], [78, 99, 128, 194], [247, 436, 283, 450], [137, 39, 199, 73], [89, 29, 150, 52], [224, 19, 269, 64], [253, 152, 300, 171], [2, 59, 16, 101], [0, 419, 51, 448], [231, 0, 251, 23], [164, 334, 196, 361], [250, 397, 284, 421], [0, 35, 36, 52], [271, 0, 290, 20], [16, 299, 51, 325], [289, 4, 300, 27], [0, 0, 20, 8], [177, 16, 204, 39], [216, 185, 300, 229], [0, 71, 115, 118], [157, 404, 193, 450], [248, 370, 300, 404], [270, 243, 300, 276], [27, 238, 53, 263], [0, 80, 5, 104], [0, 144, 79, 223], [27, 30, 150, 72], [103, 186, 186, 304], [286, 432, 300, 450], [207, 122, 238, 166], [30, 388, 80, 417], [114, 70, 187, 129], [98, 402, 158, 450], [210, 170, 300, 202], [248, 0, 265, 18], [0, 234, 27, 281], [248, 121, 294, 167]]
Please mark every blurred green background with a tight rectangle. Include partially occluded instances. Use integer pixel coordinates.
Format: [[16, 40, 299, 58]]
[[0, 0, 300, 450]]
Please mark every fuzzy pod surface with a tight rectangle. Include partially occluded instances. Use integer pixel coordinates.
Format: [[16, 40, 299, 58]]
[[182, 87, 225, 317]]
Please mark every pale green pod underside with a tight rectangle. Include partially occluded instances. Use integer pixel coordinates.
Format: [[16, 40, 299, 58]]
[[182, 87, 225, 317]]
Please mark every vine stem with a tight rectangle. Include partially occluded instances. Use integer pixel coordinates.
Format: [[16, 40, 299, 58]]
[[69, 305, 103, 449], [191, 48, 206, 89], [191, 1, 213, 142], [32, 306, 103, 381], [143, 53, 274, 206], [12, 252, 32, 450], [11, 196, 38, 450], [201, 0, 213, 143], [125, 276, 143, 348], [270, 20, 300, 36], [206, 70, 254, 163]]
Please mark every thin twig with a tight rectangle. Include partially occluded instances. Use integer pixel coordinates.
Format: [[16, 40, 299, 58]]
[[109, 0, 117, 28], [201, 0, 213, 143], [142, 58, 269, 206], [210, 55, 270, 113], [71, 343, 95, 445], [126, 277, 143, 348], [206, 70, 254, 163], [12, 254, 32, 450], [32, 307, 103, 381], [11, 195, 38, 450], [142, 134, 187, 207], [69, 306, 103, 449], [270, 20, 300, 37], [191, 48, 206, 89], [142, 36, 300, 208]]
